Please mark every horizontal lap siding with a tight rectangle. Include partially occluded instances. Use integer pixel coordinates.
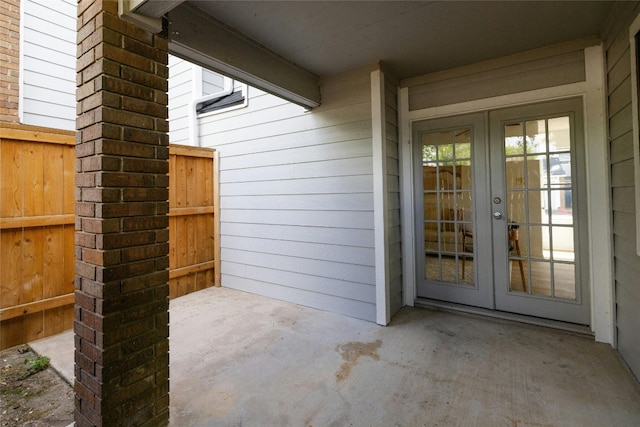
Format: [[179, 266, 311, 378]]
[[168, 56, 193, 145], [407, 47, 586, 111], [604, 1, 640, 379], [199, 67, 376, 321], [385, 76, 403, 315], [20, 0, 75, 130]]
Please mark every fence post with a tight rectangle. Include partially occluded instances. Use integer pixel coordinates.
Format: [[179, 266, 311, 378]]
[[75, 1, 169, 425]]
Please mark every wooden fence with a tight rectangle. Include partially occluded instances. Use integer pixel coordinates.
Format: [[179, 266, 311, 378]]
[[168, 144, 220, 299], [0, 123, 219, 349]]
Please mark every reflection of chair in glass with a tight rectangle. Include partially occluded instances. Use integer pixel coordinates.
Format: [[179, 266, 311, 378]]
[[460, 223, 473, 280], [508, 224, 527, 292], [459, 209, 473, 280]]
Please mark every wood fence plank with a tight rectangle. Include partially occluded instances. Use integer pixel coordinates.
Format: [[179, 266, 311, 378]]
[[187, 215, 197, 267], [176, 154, 187, 208], [0, 293, 75, 321], [169, 216, 177, 270], [0, 140, 23, 217], [169, 261, 215, 279], [43, 225, 65, 299], [0, 229, 22, 308], [44, 306, 67, 336], [0, 317, 23, 349], [63, 144, 75, 214], [169, 144, 215, 158], [168, 206, 214, 216], [204, 157, 213, 207], [43, 143, 65, 215], [177, 215, 188, 268], [23, 142, 44, 216], [23, 312, 44, 343], [21, 227, 44, 305], [186, 156, 196, 207], [63, 225, 75, 294], [0, 214, 75, 229], [0, 124, 75, 145], [169, 152, 177, 208]]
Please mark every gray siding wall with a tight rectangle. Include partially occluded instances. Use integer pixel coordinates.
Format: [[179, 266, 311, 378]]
[[199, 66, 377, 321], [20, 0, 75, 130], [406, 45, 588, 111], [603, 1, 640, 379], [385, 75, 403, 315]]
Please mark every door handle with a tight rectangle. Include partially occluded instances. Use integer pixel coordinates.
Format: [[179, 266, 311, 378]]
[[493, 212, 503, 220]]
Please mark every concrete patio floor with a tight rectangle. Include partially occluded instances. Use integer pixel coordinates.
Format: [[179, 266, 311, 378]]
[[31, 287, 640, 426]]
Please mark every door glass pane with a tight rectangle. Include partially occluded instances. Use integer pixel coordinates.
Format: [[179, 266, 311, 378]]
[[504, 116, 576, 299], [528, 155, 546, 190], [549, 117, 571, 152], [526, 120, 546, 154], [527, 225, 549, 261], [422, 127, 474, 286], [530, 261, 552, 296], [504, 123, 525, 155], [553, 263, 576, 299], [506, 191, 526, 224], [528, 190, 548, 225], [506, 157, 525, 189], [551, 226, 575, 261]]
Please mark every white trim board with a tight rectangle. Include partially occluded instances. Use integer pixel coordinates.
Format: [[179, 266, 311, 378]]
[[398, 45, 614, 345], [371, 69, 391, 325]]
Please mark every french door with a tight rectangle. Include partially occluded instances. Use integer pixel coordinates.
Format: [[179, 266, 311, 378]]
[[414, 98, 589, 325]]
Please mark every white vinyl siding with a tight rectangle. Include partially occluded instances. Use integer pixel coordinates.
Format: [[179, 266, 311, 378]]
[[20, 0, 76, 130], [199, 66, 376, 321], [603, 1, 640, 380], [168, 55, 193, 145]]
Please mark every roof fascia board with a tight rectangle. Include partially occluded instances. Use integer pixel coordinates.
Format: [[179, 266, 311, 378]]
[[167, 3, 320, 108]]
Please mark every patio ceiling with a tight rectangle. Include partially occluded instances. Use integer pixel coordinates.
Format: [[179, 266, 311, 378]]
[[130, 1, 613, 106]]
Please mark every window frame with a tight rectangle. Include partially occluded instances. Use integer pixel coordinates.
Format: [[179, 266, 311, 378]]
[[197, 76, 248, 118]]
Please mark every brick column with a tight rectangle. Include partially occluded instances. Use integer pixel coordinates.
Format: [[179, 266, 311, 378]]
[[75, 1, 169, 425], [0, 0, 20, 122]]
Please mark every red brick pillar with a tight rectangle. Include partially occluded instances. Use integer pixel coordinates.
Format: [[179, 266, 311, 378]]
[[75, 1, 170, 425], [0, 0, 20, 122]]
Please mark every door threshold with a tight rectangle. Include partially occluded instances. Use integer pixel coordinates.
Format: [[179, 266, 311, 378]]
[[414, 298, 594, 337]]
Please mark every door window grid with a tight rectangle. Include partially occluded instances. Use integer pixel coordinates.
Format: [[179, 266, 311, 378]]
[[422, 128, 474, 286], [504, 116, 576, 299]]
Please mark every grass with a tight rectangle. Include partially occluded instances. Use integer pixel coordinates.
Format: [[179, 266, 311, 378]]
[[21, 355, 50, 379]]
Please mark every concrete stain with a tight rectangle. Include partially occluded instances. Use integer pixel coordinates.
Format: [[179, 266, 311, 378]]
[[335, 339, 382, 381]]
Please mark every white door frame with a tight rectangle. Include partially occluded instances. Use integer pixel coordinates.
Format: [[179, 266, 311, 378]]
[[398, 45, 614, 345]]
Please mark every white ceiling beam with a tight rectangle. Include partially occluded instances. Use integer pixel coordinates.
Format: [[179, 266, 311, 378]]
[[130, 0, 185, 19], [118, 0, 163, 33], [167, 3, 320, 108]]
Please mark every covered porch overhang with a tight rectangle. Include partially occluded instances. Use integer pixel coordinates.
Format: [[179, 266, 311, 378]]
[[73, 2, 630, 424]]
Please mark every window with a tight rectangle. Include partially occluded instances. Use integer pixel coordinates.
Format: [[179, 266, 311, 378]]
[[196, 69, 248, 117]]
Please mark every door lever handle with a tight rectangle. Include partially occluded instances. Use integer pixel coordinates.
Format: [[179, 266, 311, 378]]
[[493, 212, 503, 220]]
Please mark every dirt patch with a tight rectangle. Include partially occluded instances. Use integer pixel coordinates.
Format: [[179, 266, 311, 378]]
[[0, 345, 73, 427]]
